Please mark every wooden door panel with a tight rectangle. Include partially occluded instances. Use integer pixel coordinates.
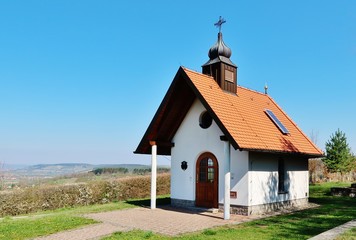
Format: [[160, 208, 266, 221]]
[[196, 153, 218, 208]]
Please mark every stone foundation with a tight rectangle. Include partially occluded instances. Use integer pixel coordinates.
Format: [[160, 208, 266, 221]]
[[218, 204, 249, 215], [219, 198, 309, 216], [247, 198, 309, 215], [173, 198, 309, 216]]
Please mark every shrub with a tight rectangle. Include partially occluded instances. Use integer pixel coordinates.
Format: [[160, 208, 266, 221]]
[[0, 173, 170, 217], [309, 158, 328, 183], [309, 158, 356, 183], [91, 167, 129, 175]]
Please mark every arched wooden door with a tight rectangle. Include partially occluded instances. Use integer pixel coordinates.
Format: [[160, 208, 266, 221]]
[[195, 152, 218, 208]]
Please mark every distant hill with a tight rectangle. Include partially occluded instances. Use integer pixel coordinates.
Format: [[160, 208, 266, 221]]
[[13, 163, 94, 177], [9, 163, 170, 178], [28, 163, 93, 170], [95, 164, 149, 170], [3, 163, 29, 170]]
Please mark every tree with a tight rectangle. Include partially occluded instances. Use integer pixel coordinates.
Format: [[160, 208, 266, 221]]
[[310, 129, 319, 145], [324, 129, 353, 173]]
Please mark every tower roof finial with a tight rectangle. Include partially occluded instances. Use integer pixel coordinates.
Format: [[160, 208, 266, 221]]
[[214, 16, 226, 33], [264, 83, 268, 94], [207, 17, 232, 62], [202, 16, 236, 68]]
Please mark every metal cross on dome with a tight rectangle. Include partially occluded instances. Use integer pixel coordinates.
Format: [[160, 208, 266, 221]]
[[214, 16, 226, 33]]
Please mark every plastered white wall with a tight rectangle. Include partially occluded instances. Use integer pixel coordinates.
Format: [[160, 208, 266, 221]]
[[229, 149, 249, 206], [171, 99, 249, 206], [248, 152, 309, 206]]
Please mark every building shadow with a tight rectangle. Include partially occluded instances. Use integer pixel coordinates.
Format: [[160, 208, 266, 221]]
[[126, 197, 229, 220], [280, 137, 299, 152], [125, 197, 171, 208], [260, 166, 292, 213]]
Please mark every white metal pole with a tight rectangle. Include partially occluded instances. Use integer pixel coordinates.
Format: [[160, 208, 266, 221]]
[[150, 142, 157, 209], [224, 140, 231, 220]]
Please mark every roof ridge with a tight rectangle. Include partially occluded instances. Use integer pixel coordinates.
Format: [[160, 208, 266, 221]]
[[237, 85, 266, 96], [181, 66, 203, 75], [181, 66, 217, 81], [182, 67, 268, 97]]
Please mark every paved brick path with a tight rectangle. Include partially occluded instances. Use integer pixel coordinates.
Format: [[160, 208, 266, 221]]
[[33, 207, 259, 240]]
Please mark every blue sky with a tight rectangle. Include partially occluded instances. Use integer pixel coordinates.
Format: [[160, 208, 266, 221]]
[[0, 1, 355, 166]]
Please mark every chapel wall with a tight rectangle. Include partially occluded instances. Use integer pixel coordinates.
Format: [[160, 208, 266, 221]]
[[171, 99, 224, 202], [248, 152, 309, 207]]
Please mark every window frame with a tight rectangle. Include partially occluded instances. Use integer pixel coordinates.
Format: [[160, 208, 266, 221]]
[[199, 111, 213, 129], [278, 158, 288, 194]]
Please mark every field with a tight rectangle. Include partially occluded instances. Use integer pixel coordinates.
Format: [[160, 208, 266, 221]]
[[0, 182, 355, 240], [1, 163, 170, 190]]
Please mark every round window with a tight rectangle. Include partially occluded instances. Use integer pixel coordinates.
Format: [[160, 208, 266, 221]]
[[199, 111, 212, 129]]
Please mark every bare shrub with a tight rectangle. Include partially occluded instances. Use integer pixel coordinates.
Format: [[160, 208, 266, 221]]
[[326, 171, 356, 182], [0, 173, 170, 217], [309, 158, 327, 183], [309, 158, 356, 183]]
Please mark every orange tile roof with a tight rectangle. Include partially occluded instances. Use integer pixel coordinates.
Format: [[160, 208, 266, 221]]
[[182, 67, 323, 156]]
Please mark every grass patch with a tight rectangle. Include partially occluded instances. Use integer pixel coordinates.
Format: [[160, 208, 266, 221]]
[[0, 214, 96, 240], [336, 227, 356, 240], [43, 200, 136, 215], [202, 229, 217, 235], [104, 230, 165, 240]]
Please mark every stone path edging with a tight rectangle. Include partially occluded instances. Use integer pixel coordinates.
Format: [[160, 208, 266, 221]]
[[308, 219, 356, 240]]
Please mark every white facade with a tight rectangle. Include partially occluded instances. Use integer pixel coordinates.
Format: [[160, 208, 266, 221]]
[[248, 152, 309, 209], [171, 98, 309, 214]]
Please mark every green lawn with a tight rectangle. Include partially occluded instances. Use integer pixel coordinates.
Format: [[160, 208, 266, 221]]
[[0, 184, 355, 240], [0, 215, 96, 240]]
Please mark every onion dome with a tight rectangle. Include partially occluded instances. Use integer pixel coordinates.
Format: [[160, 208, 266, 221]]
[[202, 31, 236, 68], [201, 17, 238, 94], [208, 32, 232, 60]]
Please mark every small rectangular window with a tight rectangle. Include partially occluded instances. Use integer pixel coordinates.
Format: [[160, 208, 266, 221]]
[[278, 159, 286, 193], [265, 109, 289, 134], [225, 69, 234, 82]]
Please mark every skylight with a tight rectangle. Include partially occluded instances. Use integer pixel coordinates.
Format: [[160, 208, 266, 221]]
[[265, 109, 289, 135]]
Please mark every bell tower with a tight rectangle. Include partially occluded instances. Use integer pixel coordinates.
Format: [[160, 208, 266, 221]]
[[202, 17, 238, 94]]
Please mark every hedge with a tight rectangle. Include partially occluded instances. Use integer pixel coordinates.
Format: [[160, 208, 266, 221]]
[[0, 173, 170, 217]]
